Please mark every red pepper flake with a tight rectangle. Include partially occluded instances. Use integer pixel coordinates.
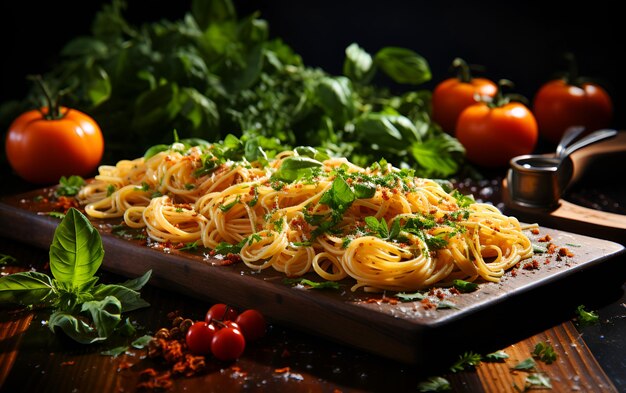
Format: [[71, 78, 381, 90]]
[[381, 190, 390, 201], [511, 269, 518, 277], [547, 243, 557, 254], [522, 260, 540, 270], [531, 228, 540, 235], [54, 196, 79, 212], [60, 361, 75, 366], [558, 247, 575, 258], [380, 296, 399, 305], [544, 258, 551, 265], [117, 360, 133, 371], [435, 290, 445, 300], [449, 287, 460, 295], [538, 234, 552, 243], [421, 298, 436, 310], [224, 253, 241, 265], [274, 367, 291, 373]]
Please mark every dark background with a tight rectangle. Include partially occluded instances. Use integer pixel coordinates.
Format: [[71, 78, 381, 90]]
[[0, 0, 624, 130]]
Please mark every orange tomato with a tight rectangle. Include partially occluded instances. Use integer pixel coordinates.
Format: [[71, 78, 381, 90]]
[[533, 79, 612, 144], [432, 58, 497, 134], [456, 82, 538, 168], [5, 106, 104, 184]]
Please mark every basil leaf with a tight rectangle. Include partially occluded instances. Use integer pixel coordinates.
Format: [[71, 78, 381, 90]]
[[49, 208, 104, 286], [320, 175, 355, 211], [513, 357, 536, 371], [132, 334, 154, 349], [81, 296, 122, 339], [144, 144, 169, 159], [294, 146, 329, 162], [0, 271, 55, 305], [101, 345, 129, 357], [525, 373, 552, 389], [48, 311, 103, 344], [374, 47, 431, 85], [274, 156, 323, 183], [353, 182, 376, 199], [410, 133, 464, 178], [315, 76, 355, 125], [354, 113, 421, 151], [484, 350, 509, 362], [576, 304, 599, 325], [92, 284, 150, 313], [118, 270, 152, 291], [395, 291, 426, 302], [343, 43, 375, 84]]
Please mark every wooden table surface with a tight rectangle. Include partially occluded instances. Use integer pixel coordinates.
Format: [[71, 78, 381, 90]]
[[1, 172, 625, 393]]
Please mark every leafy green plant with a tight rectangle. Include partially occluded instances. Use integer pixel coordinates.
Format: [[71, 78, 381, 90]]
[[0, 0, 465, 178], [0, 208, 151, 344]]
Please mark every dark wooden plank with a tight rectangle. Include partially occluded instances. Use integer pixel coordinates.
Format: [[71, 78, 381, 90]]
[[0, 192, 624, 366]]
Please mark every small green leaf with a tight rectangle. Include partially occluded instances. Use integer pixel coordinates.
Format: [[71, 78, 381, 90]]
[[132, 334, 154, 349], [118, 270, 152, 291], [532, 342, 557, 364], [395, 291, 426, 302], [452, 279, 478, 293], [417, 376, 451, 392], [450, 352, 482, 373], [343, 43, 375, 84], [484, 350, 509, 362], [101, 345, 129, 357], [0, 253, 17, 265], [283, 278, 340, 290], [273, 156, 323, 183], [92, 284, 150, 312], [576, 305, 599, 326], [513, 357, 536, 371], [49, 208, 104, 286], [525, 373, 552, 389], [56, 176, 86, 197], [144, 144, 169, 159]]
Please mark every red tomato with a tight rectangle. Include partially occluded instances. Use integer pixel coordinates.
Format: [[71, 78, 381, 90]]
[[186, 321, 216, 355], [456, 82, 538, 168], [211, 326, 246, 361], [235, 309, 267, 342], [205, 303, 238, 323], [533, 79, 612, 144], [432, 58, 497, 135], [5, 106, 104, 184]]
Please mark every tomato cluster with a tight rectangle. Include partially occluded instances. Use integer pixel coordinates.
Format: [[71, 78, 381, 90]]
[[431, 56, 613, 168], [185, 303, 267, 361]]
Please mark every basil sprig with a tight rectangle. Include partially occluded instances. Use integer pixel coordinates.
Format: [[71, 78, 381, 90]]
[[0, 208, 152, 344]]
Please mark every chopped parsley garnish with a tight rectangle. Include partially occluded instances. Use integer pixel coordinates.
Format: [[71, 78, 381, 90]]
[[576, 305, 599, 326], [55, 175, 85, 197], [45, 211, 66, 219], [417, 376, 451, 392], [449, 351, 482, 373], [283, 278, 341, 290], [483, 350, 509, 362], [452, 279, 478, 293], [135, 182, 150, 192], [106, 184, 116, 196], [451, 190, 475, 208], [513, 357, 536, 371], [179, 241, 199, 252], [532, 342, 557, 364], [219, 196, 241, 212]]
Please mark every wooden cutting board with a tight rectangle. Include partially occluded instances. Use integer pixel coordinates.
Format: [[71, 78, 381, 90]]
[[1, 189, 624, 366]]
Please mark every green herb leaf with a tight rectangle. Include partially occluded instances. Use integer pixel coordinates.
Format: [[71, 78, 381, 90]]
[[532, 243, 547, 254], [450, 352, 482, 373], [532, 342, 557, 364], [417, 376, 451, 392], [273, 156, 323, 183], [343, 43, 375, 84], [0, 271, 55, 305], [48, 311, 103, 344], [100, 345, 129, 357], [484, 350, 509, 362], [525, 373, 552, 389], [118, 270, 152, 291], [0, 253, 17, 265], [395, 291, 426, 302], [49, 208, 104, 286], [56, 176, 85, 197], [92, 284, 150, 313], [513, 357, 536, 371], [374, 47, 431, 85], [452, 279, 478, 293], [45, 211, 66, 220], [576, 305, 599, 326], [132, 334, 154, 349], [283, 278, 340, 290], [451, 190, 475, 208], [81, 296, 122, 339]]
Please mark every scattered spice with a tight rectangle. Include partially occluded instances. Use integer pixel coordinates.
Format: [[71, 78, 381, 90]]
[[537, 234, 552, 243], [60, 361, 75, 367], [530, 228, 540, 235], [275, 367, 291, 373], [522, 260, 540, 270], [558, 247, 575, 258]]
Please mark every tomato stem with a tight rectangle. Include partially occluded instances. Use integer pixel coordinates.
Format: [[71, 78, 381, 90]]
[[452, 58, 472, 83], [28, 75, 63, 120], [564, 52, 580, 86]]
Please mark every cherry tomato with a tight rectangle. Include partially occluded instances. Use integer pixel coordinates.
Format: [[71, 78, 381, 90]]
[[432, 58, 497, 135], [211, 326, 246, 361], [533, 79, 612, 144], [186, 321, 216, 355], [205, 303, 239, 324], [456, 81, 538, 168], [235, 309, 267, 342]]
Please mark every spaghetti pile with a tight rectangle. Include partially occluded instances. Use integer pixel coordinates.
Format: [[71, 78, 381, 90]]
[[78, 139, 533, 292]]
